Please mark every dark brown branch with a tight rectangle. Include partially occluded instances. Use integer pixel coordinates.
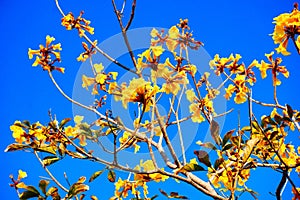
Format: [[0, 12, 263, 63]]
[[291, 35, 300, 54], [125, 0, 136, 31], [112, 0, 138, 72], [276, 170, 288, 200]]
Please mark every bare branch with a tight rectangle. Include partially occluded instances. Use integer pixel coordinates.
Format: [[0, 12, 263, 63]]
[[125, 0, 136, 31], [34, 151, 69, 192], [112, 0, 138, 72]]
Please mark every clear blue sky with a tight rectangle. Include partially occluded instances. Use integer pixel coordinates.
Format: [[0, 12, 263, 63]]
[[1, 0, 299, 199]]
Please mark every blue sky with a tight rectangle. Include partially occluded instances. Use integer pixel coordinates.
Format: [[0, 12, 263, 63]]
[[1, 0, 299, 199]]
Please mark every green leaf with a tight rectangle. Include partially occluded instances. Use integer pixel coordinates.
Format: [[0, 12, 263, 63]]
[[34, 145, 56, 155], [273, 115, 282, 125], [23, 120, 31, 127], [78, 123, 93, 137], [19, 190, 40, 200], [59, 118, 72, 129], [91, 195, 98, 200], [159, 189, 188, 199], [222, 129, 235, 147], [197, 142, 217, 150], [243, 138, 260, 163], [4, 143, 30, 152], [170, 192, 188, 199], [46, 187, 59, 197], [262, 116, 277, 126], [241, 126, 251, 132], [58, 143, 66, 157], [286, 104, 294, 119], [150, 195, 159, 200], [269, 131, 279, 140], [89, 169, 105, 182], [194, 150, 211, 167], [39, 180, 49, 195], [68, 183, 89, 198], [159, 189, 169, 197], [251, 121, 261, 132], [107, 170, 116, 183], [214, 158, 224, 170], [222, 143, 233, 151], [230, 136, 241, 147], [42, 156, 60, 166], [24, 185, 40, 195], [210, 120, 221, 145], [182, 163, 205, 172]]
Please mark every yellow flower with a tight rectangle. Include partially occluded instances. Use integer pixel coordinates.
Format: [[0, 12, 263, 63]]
[[119, 78, 160, 112], [28, 35, 64, 73], [77, 41, 97, 62], [96, 74, 107, 84], [150, 28, 159, 37], [74, 115, 84, 124], [18, 170, 27, 180], [82, 75, 95, 90], [10, 122, 26, 144], [186, 89, 196, 103], [33, 128, 46, 141], [65, 126, 77, 137], [257, 52, 289, 86], [189, 103, 205, 123], [161, 71, 188, 95], [271, 4, 300, 55], [151, 46, 164, 57], [61, 11, 94, 37], [210, 53, 244, 75], [224, 74, 249, 104]]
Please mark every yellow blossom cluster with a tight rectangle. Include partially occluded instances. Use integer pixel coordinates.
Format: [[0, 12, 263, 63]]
[[256, 52, 289, 86], [271, 3, 300, 55], [61, 11, 94, 37], [28, 35, 64, 73], [82, 63, 118, 95]]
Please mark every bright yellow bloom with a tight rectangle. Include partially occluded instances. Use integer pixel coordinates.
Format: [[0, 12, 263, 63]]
[[28, 35, 64, 73], [161, 71, 188, 95], [186, 89, 196, 103], [96, 74, 107, 84], [210, 53, 244, 75], [224, 74, 249, 104], [271, 4, 300, 55], [65, 126, 77, 137], [151, 46, 164, 57], [136, 160, 169, 182], [74, 115, 84, 124], [119, 78, 160, 112], [10, 122, 25, 144], [77, 41, 97, 62], [189, 103, 205, 123], [18, 170, 27, 180], [257, 52, 289, 86], [61, 11, 94, 37], [82, 75, 95, 89], [150, 28, 159, 37]]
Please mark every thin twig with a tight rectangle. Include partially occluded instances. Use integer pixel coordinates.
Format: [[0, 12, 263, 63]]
[[55, 0, 138, 75], [251, 98, 285, 109], [276, 170, 288, 200], [125, 0, 136, 31], [291, 35, 300, 54], [169, 86, 186, 165], [34, 151, 69, 192], [154, 106, 181, 167], [112, 0, 138, 72]]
